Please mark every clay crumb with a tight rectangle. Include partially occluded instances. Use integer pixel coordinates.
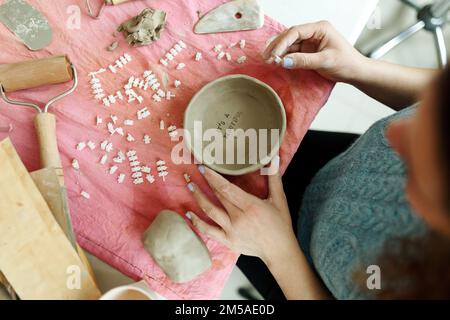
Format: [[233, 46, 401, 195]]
[[183, 173, 191, 183], [162, 72, 170, 88], [72, 159, 80, 170], [237, 55, 247, 64], [107, 41, 119, 51], [81, 191, 90, 199], [274, 55, 283, 64]]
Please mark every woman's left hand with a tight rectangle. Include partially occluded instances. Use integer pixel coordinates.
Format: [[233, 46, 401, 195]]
[[186, 159, 298, 265]]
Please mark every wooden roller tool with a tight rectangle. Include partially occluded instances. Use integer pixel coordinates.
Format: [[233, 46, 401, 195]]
[[0, 55, 74, 185], [85, 0, 139, 19], [0, 55, 97, 288]]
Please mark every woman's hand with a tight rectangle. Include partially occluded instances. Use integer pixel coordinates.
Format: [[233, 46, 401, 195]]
[[263, 21, 367, 83], [186, 160, 331, 299], [186, 159, 298, 266]]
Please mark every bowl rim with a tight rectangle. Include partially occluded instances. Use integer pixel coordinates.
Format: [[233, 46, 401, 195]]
[[183, 74, 287, 176]]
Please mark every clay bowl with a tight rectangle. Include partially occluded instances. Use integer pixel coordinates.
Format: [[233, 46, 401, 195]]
[[184, 74, 286, 176]]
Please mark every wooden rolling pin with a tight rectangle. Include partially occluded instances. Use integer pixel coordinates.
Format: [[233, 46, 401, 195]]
[[0, 55, 73, 93]]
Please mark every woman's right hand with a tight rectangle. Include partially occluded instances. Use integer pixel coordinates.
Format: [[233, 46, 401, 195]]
[[263, 21, 368, 83]]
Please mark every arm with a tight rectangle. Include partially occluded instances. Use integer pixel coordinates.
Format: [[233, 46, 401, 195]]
[[263, 21, 437, 110], [186, 159, 330, 300], [264, 236, 330, 300], [348, 58, 437, 110]]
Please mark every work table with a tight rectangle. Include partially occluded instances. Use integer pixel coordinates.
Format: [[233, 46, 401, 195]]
[[85, 0, 380, 299]]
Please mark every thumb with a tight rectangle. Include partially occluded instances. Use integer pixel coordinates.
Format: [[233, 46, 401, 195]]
[[268, 156, 286, 207], [282, 52, 326, 70]]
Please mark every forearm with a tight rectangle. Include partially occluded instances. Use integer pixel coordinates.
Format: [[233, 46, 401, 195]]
[[348, 57, 437, 110], [263, 238, 331, 300]]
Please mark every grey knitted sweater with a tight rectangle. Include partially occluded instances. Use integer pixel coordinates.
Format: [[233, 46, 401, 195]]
[[298, 106, 428, 299]]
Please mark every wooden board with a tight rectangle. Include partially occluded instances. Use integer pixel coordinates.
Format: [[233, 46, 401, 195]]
[[0, 138, 101, 300]]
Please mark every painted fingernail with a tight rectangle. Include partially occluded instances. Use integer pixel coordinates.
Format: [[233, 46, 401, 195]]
[[198, 165, 206, 175], [185, 212, 193, 220], [187, 182, 195, 192], [283, 57, 294, 69]]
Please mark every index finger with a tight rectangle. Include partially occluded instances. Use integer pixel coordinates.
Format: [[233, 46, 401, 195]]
[[266, 23, 325, 60], [200, 166, 259, 211], [263, 30, 288, 60]]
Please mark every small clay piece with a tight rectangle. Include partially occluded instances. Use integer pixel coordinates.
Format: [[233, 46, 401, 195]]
[[143, 210, 212, 283], [162, 72, 170, 88], [274, 55, 283, 64], [117, 8, 167, 46], [107, 41, 119, 51]]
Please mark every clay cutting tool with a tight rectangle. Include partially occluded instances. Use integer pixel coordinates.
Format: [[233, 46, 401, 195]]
[[85, 0, 139, 19], [194, 0, 264, 34], [0, 0, 52, 51]]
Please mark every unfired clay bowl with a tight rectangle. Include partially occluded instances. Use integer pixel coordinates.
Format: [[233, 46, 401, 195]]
[[184, 75, 286, 176]]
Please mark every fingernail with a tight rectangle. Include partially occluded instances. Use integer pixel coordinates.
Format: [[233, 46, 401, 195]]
[[198, 165, 206, 175], [187, 182, 195, 192], [185, 212, 193, 220], [283, 57, 294, 69]]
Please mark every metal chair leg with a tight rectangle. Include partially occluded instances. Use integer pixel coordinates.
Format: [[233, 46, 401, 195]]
[[368, 20, 425, 59], [434, 26, 448, 68]]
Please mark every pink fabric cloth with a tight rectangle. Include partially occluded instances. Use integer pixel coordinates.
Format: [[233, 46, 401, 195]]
[[0, 0, 333, 299]]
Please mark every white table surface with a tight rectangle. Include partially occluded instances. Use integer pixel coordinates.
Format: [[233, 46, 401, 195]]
[[0, 0, 379, 300], [260, 0, 379, 44]]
